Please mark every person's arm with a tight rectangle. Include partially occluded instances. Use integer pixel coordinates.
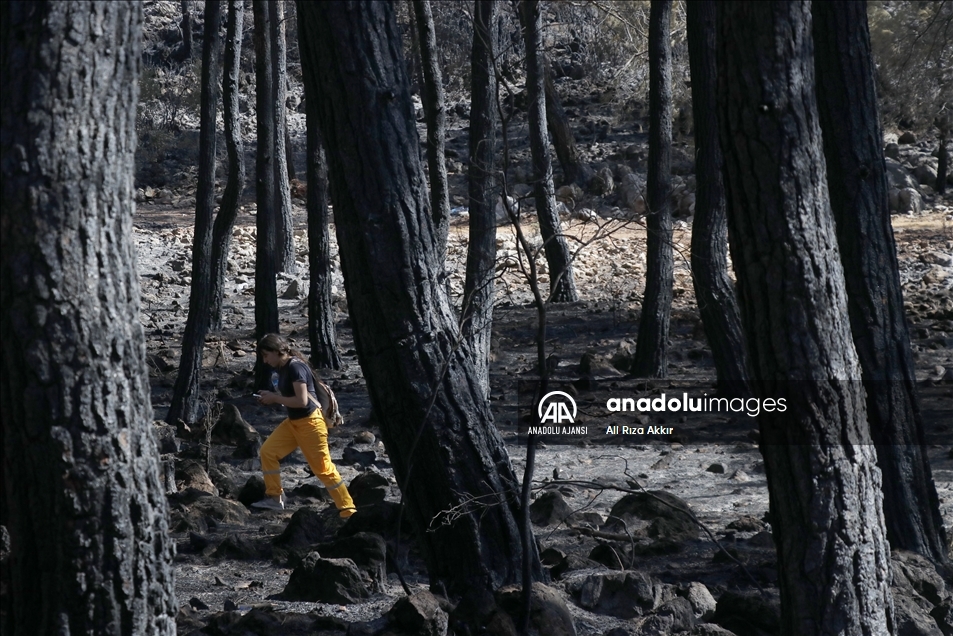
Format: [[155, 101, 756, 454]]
[[258, 380, 310, 408]]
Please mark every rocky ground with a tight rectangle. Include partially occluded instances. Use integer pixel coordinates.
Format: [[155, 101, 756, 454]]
[[130, 17, 953, 633], [138, 197, 952, 636]]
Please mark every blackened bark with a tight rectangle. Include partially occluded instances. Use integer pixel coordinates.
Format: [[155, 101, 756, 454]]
[[938, 130, 949, 195], [545, 70, 592, 187], [685, 0, 749, 398], [412, 0, 451, 264], [271, 0, 296, 275], [718, 3, 895, 634], [812, 0, 948, 566], [297, 0, 542, 596], [462, 0, 499, 398], [520, 0, 578, 303], [169, 0, 223, 426], [513, 5, 591, 188], [179, 0, 193, 61], [632, 0, 674, 378], [298, 8, 342, 371], [0, 2, 176, 633], [253, 0, 280, 352], [209, 0, 247, 332]]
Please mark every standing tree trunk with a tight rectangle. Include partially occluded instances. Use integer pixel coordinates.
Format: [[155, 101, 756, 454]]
[[209, 0, 247, 332], [297, 0, 542, 597], [812, 0, 948, 566], [520, 0, 578, 303], [718, 3, 895, 634], [169, 0, 223, 426], [412, 0, 451, 265], [0, 2, 176, 634], [462, 0, 499, 398], [513, 5, 591, 188], [298, 8, 343, 371], [632, 0, 674, 378], [271, 0, 296, 275], [179, 0, 193, 61], [253, 0, 280, 366], [544, 70, 592, 187], [937, 128, 949, 195], [685, 0, 749, 398]]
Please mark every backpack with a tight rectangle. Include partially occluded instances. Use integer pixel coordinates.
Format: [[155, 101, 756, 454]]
[[313, 380, 344, 429]]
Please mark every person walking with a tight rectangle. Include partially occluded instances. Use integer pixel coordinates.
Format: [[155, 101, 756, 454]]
[[251, 333, 357, 517]]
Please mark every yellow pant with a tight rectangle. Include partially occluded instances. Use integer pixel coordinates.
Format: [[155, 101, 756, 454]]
[[259, 410, 356, 517]]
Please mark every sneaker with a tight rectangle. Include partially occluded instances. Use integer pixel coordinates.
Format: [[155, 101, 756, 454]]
[[251, 495, 285, 510]]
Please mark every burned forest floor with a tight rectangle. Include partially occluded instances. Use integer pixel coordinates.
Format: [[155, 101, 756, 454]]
[[137, 194, 953, 635]]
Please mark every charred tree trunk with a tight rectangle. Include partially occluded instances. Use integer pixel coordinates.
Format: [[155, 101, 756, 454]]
[[169, 0, 223, 426], [544, 70, 592, 187], [938, 129, 949, 195], [718, 3, 895, 634], [271, 0, 296, 275], [0, 2, 176, 633], [812, 0, 948, 566], [179, 0, 193, 61], [513, 5, 591, 188], [209, 0, 246, 332], [253, 0, 280, 365], [462, 0, 499, 398], [685, 0, 749, 398], [520, 0, 578, 303], [412, 0, 451, 264], [632, 0, 674, 378], [298, 9, 343, 371], [297, 0, 542, 597]]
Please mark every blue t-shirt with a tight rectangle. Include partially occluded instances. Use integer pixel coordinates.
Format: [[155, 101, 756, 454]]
[[278, 358, 318, 420]]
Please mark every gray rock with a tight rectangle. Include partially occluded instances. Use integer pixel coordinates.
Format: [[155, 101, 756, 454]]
[[237, 475, 265, 507], [605, 491, 699, 542], [588, 166, 615, 196], [684, 582, 717, 620], [530, 490, 574, 526], [280, 279, 304, 299], [497, 582, 576, 636], [916, 163, 939, 186], [647, 597, 696, 634], [175, 460, 218, 495], [169, 491, 251, 533], [349, 471, 389, 506], [315, 532, 387, 592], [713, 590, 780, 636], [886, 142, 901, 159], [281, 553, 370, 603], [212, 533, 263, 560], [342, 446, 377, 468], [886, 157, 920, 190], [273, 507, 340, 549], [573, 571, 670, 619], [899, 187, 923, 215], [899, 131, 918, 144], [706, 462, 727, 474], [389, 591, 450, 636], [211, 404, 261, 459], [690, 626, 739, 636]]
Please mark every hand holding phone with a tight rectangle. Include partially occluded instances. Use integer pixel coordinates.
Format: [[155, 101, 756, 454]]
[[253, 393, 262, 399]]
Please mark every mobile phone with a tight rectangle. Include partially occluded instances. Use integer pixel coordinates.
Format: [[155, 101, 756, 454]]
[[253, 393, 262, 399]]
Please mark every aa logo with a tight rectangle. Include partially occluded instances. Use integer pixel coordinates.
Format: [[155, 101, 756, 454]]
[[538, 391, 577, 424]]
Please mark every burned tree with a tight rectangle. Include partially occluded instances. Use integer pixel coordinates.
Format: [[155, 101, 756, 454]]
[[297, 0, 542, 596], [718, 2, 895, 633], [1, 2, 176, 633]]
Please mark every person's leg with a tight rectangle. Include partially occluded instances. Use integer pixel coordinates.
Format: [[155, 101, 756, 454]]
[[291, 412, 357, 517], [259, 418, 298, 498]]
